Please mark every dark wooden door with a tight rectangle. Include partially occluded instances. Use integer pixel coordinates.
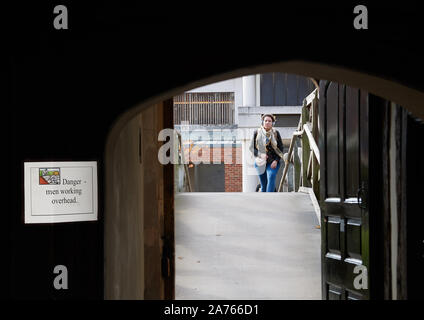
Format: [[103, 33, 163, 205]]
[[319, 80, 372, 300]]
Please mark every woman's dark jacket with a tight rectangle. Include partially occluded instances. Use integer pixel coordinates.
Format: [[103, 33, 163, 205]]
[[250, 129, 285, 164]]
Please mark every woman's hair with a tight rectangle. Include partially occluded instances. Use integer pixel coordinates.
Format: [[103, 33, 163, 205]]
[[261, 114, 276, 122]]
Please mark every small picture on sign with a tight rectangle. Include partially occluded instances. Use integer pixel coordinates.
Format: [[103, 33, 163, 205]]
[[39, 168, 60, 185]]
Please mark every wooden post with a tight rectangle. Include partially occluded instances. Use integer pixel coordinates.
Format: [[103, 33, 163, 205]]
[[302, 101, 312, 188], [396, 105, 408, 299], [311, 96, 320, 199], [277, 121, 300, 192], [143, 103, 163, 299], [307, 149, 313, 180], [162, 98, 175, 300], [177, 132, 192, 192], [293, 139, 301, 191]]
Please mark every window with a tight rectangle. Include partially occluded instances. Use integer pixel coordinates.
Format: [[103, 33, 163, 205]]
[[173, 92, 235, 125], [260, 73, 316, 106]]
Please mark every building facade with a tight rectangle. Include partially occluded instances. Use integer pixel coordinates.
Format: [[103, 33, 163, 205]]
[[174, 73, 316, 192]]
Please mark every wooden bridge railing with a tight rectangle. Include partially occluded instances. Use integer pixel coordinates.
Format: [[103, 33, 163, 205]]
[[277, 88, 320, 202], [176, 131, 193, 192]]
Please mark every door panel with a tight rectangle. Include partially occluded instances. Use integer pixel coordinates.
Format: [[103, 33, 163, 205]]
[[326, 82, 340, 197], [345, 86, 360, 197], [320, 80, 370, 300], [328, 284, 342, 300]]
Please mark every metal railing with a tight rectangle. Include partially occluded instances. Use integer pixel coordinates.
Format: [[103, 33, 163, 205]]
[[278, 88, 320, 201]]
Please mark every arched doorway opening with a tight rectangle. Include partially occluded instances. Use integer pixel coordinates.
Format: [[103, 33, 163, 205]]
[[104, 60, 424, 299]]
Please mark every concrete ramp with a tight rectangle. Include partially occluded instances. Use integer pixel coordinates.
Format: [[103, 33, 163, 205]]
[[175, 192, 321, 300]]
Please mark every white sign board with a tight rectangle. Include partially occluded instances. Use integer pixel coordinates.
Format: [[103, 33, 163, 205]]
[[24, 161, 98, 223]]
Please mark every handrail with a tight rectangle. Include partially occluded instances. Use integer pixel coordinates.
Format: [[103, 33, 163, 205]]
[[277, 88, 320, 196], [176, 131, 192, 192], [277, 119, 302, 192], [304, 88, 318, 106], [303, 123, 320, 164]]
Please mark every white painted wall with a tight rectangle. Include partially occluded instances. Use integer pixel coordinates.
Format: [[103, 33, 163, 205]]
[[186, 78, 236, 93], [242, 75, 261, 192]]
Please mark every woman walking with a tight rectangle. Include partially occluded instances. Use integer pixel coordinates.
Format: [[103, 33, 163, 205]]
[[249, 114, 285, 192]]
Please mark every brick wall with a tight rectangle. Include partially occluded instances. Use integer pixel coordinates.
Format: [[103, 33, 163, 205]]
[[224, 146, 242, 192], [224, 163, 242, 192]]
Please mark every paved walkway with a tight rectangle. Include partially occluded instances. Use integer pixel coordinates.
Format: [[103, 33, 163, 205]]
[[175, 192, 322, 300]]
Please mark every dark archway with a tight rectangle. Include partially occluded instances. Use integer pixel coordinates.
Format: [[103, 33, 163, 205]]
[[8, 3, 424, 300]]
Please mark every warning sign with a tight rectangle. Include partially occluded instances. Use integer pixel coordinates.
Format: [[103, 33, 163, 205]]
[[24, 161, 98, 223]]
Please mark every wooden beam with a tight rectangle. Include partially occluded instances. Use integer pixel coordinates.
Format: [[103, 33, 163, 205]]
[[144, 103, 164, 299], [311, 95, 320, 200], [311, 96, 319, 144], [382, 100, 392, 300], [312, 155, 319, 202], [303, 122, 320, 164], [302, 105, 312, 188], [307, 149, 313, 180], [294, 141, 301, 191], [396, 105, 408, 299], [304, 88, 318, 107], [177, 132, 192, 192], [162, 98, 175, 300], [277, 120, 301, 191]]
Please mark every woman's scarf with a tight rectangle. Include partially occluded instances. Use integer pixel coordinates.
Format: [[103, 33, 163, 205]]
[[255, 125, 284, 166]]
